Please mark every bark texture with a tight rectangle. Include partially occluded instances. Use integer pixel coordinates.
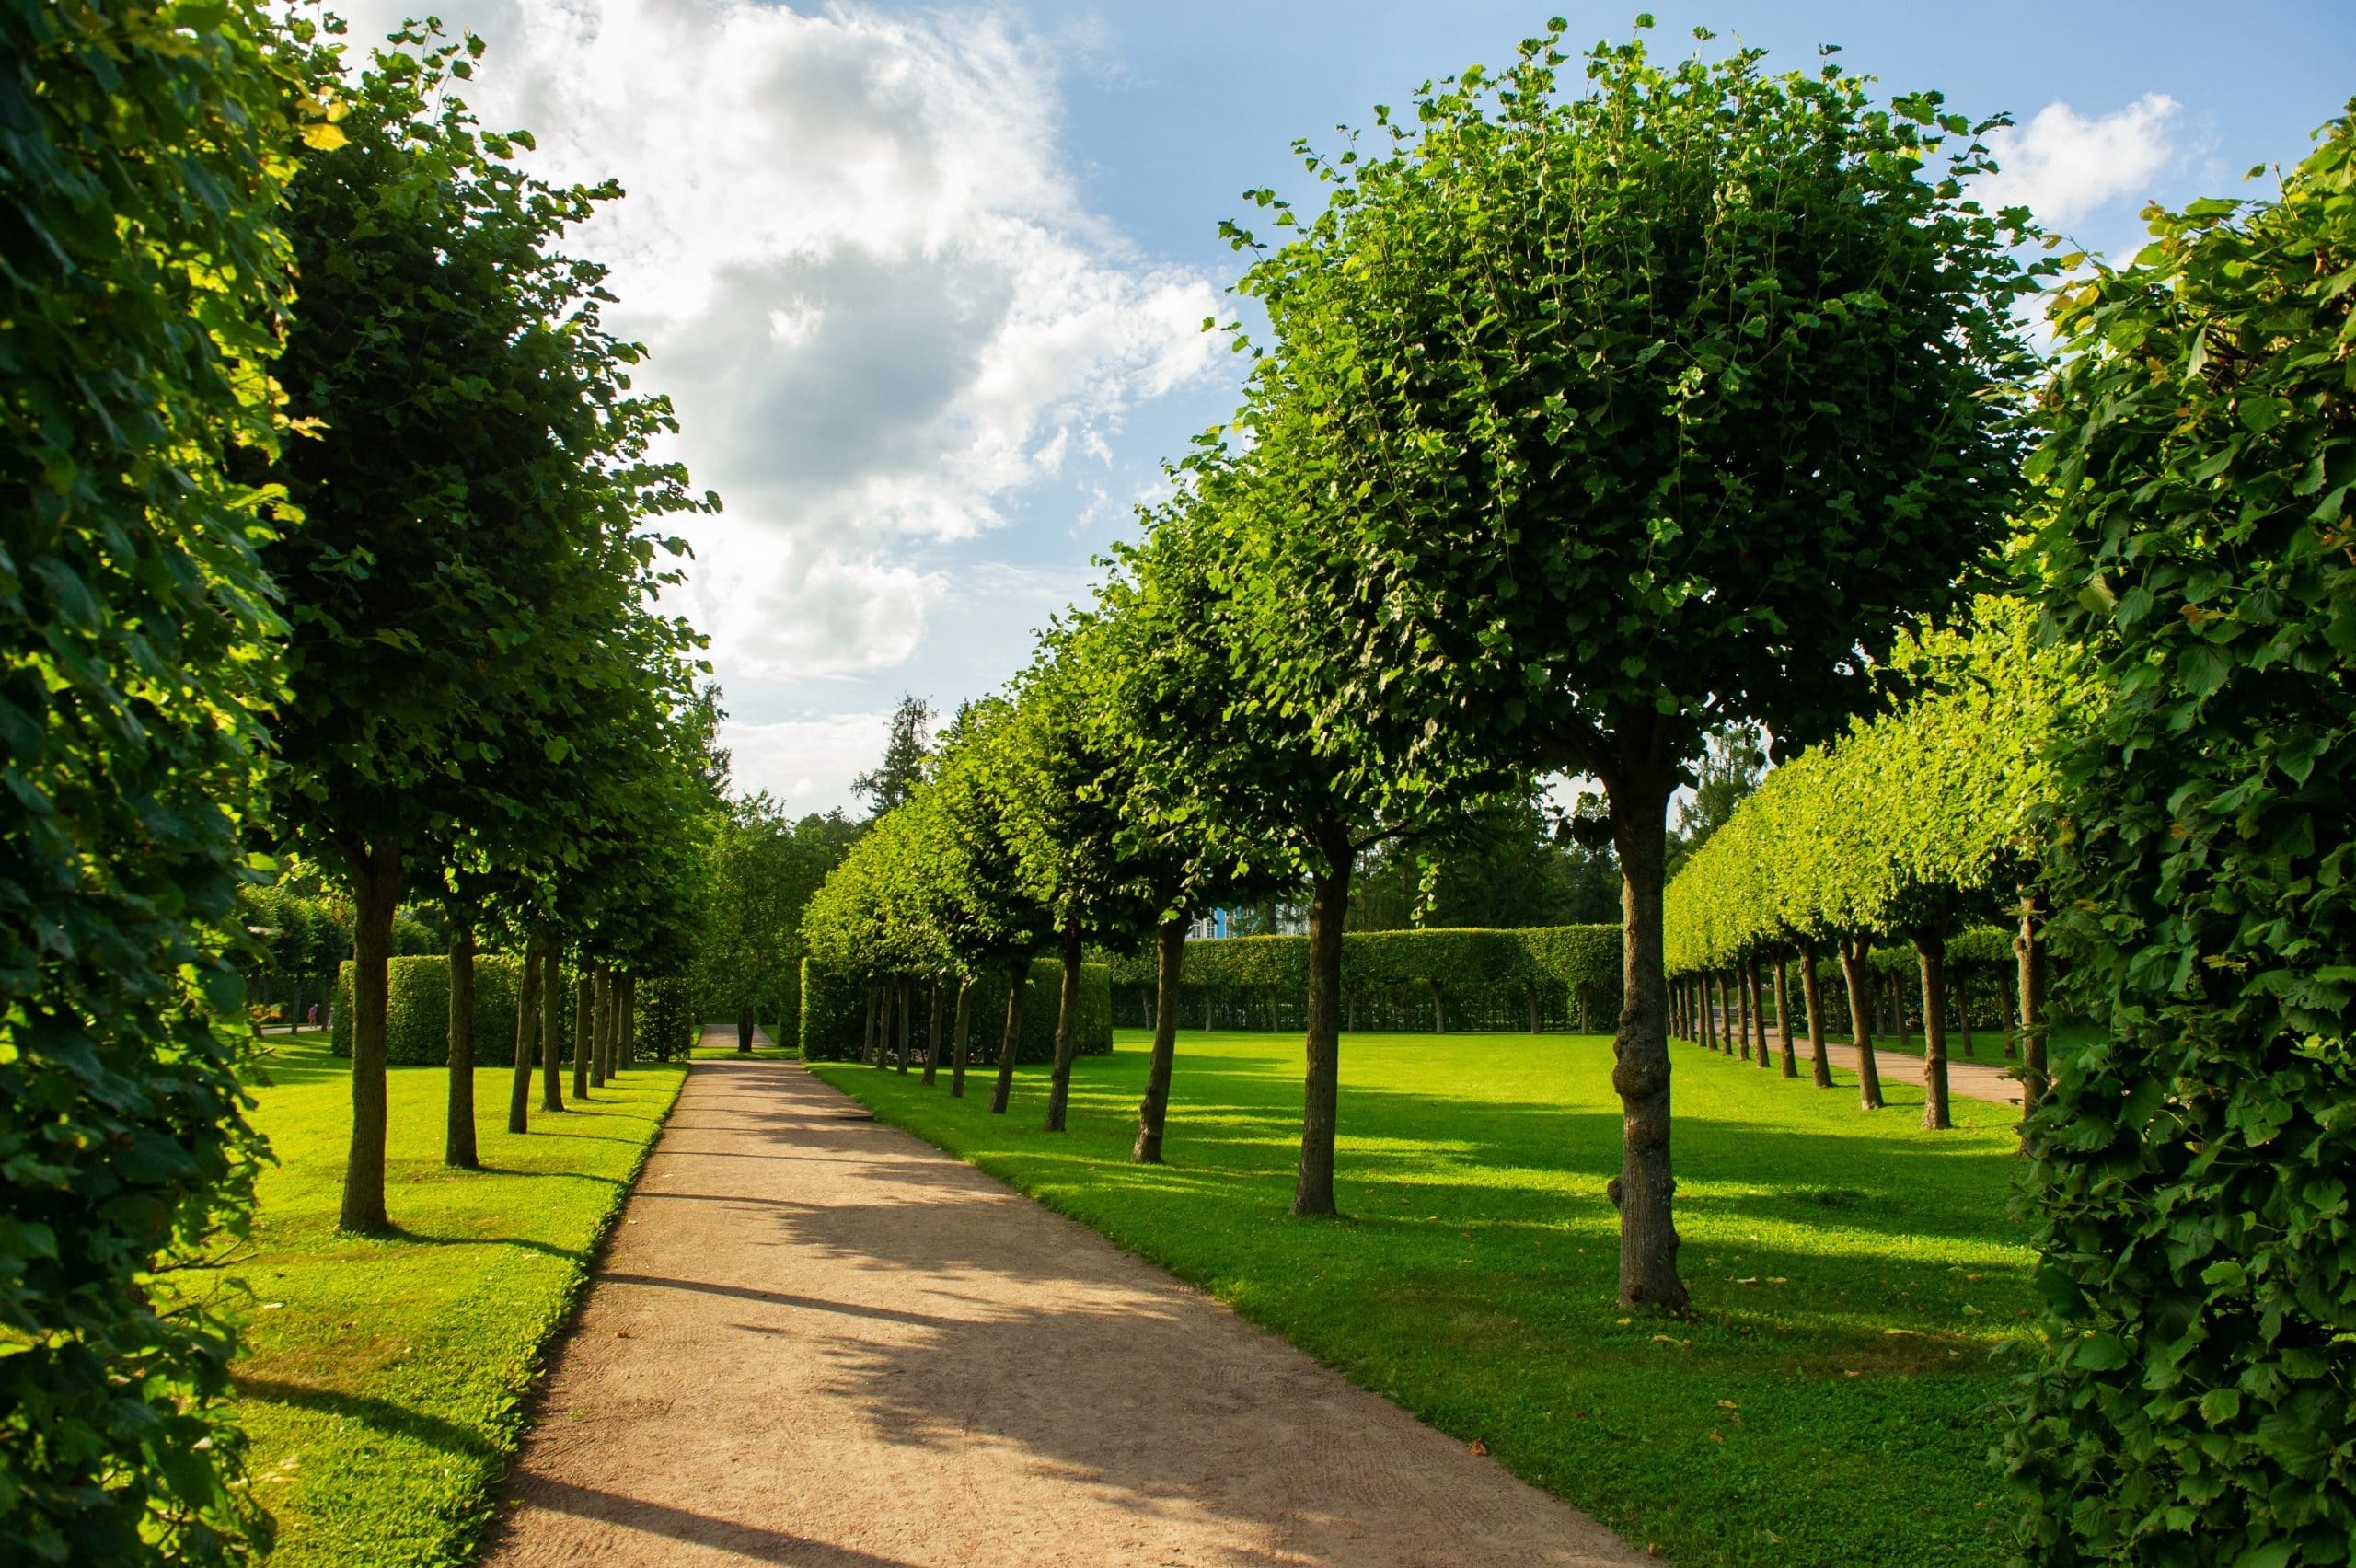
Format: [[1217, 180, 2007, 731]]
[[1292, 836, 1351, 1217], [1915, 936, 1953, 1130], [988, 956, 1027, 1114], [620, 974, 636, 1068], [445, 913, 479, 1170], [950, 979, 971, 1099], [341, 841, 403, 1230], [923, 977, 942, 1085], [1607, 779, 1684, 1310], [539, 939, 564, 1113], [1837, 937, 1885, 1111], [508, 925, 541, 1136], [1044, 922, 1085, 1132], [1773, 961, 1797, 1078], [1799, 943, 1832, 1088], [573, 972, 594, 1098], [1134, 917, 1187, 1164]]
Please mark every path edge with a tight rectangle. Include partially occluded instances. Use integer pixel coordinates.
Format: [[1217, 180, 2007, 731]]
[[450, 1055, 696, 1566], [801, 1056, 1652, 1565]]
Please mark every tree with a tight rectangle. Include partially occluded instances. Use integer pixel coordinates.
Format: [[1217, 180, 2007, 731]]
[[700, 795, 846, 1052], [266, 22, 706, 1228], [1114, 453, 1491, 1213], [2004, 111, 2356, 1567], [852, 693, 933, 819], [1225, 20, 2040, 1304], [994, 627, 1162, 1131], [0, 2, 297, 1556]]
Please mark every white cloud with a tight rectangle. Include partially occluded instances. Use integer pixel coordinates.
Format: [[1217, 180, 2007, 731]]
[[719, 709, 895, 812], [1980, 93, 2181, 226], [331, 0, 1223, 707]]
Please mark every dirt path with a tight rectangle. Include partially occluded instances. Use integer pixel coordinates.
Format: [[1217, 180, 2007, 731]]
[[479, 1028, 1645, 1568], [1759, 1030, 2024, 1108]]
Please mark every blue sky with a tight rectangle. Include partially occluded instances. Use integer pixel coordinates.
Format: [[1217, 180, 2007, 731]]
[[336, 0, 2356, 811]]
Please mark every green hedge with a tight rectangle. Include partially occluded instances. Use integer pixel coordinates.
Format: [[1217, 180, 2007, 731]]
[[1097, 925, 1623, 1033], [634, 976, 700, 1063], [331, 956, 526, 1066], [800, 958, 1111, 1063]]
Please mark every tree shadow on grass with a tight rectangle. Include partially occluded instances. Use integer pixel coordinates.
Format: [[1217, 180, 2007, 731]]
[[236, 1375, 493, 1463]]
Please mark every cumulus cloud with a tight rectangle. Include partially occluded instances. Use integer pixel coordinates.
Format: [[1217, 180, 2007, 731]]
[[719, 709, 896, 811], [1980, 93, 2182, 226], [331, 0, 1223, 706]]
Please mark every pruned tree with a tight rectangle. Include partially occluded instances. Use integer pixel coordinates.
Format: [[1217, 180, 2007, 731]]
[[266, 21, 711, 1227], [1222, 20, 2042, 1304]]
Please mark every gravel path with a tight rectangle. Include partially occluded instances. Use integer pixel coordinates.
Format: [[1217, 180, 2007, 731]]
[[479, 1029, 1646, 1568], [1754, 1029, 2025, 1108]]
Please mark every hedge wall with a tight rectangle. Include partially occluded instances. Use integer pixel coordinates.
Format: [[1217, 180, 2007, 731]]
[[800, 958, 1111, 1063], [331, 956, 526, 1066], [1099, 925, 1624, 1034]]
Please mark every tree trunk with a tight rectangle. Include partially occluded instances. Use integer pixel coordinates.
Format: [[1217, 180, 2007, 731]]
[[1202, 989, 1212, 1032], [342, 840, 402, 1231], [738, 1001, 755, 1055], [508, 922, 541, 1137], [593, 969, 613, 1083], [988, 956, 1028, 1113], [1607, 774, 1684, 1310], [2001, 968, 2019, 1060], [1837, 936, 1885, 1111], [1956, 963, 1975, 1058], [1799, 941, 1832, 1088], [951, 978, 972, 1099], [1528, 988, 1542, 1035], [923, 977, 942, 1085], [1429, 980, 1445, 1035], [574, 971, 594, 1097], [1135, 917, 1186, 1164], [1045, 921, 1086, 1130], [1916, 934, 1952, 1131], [1747, 962, 1770, 1068], [619, 974, 636, 1068], [539, 938, 564, 1113], [862, 982, 880, 1066], [1582, 985, 1594, 1034], [444, 908, 478, 1170], [896, 976, 912, 1074], [2017, 888, 2050, 1136], [1700, 974, 1716, 1053], [1773, 959, 1796, 1078], [1736, 964, 1754, 1064], [1292, 831, 1351, 1217]]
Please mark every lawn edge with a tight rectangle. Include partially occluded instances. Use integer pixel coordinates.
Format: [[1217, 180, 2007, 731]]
[[438, 1059, 692, 1568]]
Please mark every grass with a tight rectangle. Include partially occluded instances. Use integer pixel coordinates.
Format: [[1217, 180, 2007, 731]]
[[172, 1030, 687, 1566], [813, 1027, 2036, 1568]]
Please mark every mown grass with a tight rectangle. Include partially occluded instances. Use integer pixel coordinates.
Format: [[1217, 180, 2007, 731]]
[[813, 1028, 2035, 1568], [175, 1031, 686, 1566]]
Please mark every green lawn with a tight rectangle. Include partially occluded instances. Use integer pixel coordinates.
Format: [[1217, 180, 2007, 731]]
[[814, 1028, 2035, 1568], [175, 1032, 686, 1566]]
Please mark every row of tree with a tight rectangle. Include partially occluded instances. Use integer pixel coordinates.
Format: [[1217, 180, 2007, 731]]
[[1662, 595, 2096, 1127], [795, 29, 2356, 1563], [802, 21, 2043, 1264], [3, 9, 722, 1561]]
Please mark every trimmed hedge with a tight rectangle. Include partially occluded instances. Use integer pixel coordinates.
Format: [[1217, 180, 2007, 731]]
[[800, 958, 1111, 1063], [1100, 925, 1624, 1034], [331, 956, 525, 1066]]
